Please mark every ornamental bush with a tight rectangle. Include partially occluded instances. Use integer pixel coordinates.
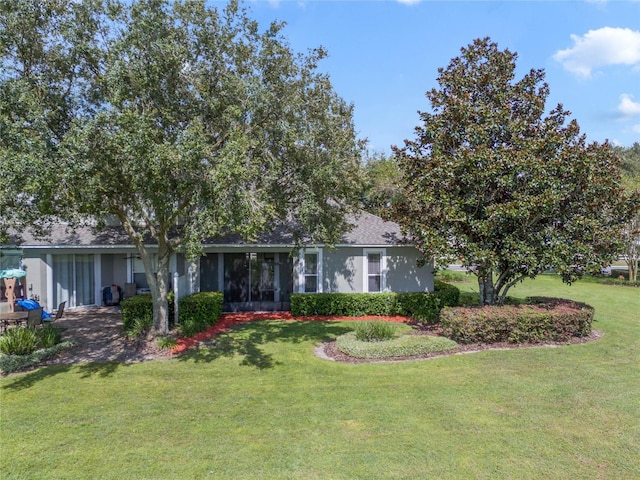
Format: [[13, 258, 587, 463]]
[[121, 294, 154, 332], [354, 322, 396, 342], [37, 324, 63, 349], [0, 324, 65, 356], [178, 292, 223, 338], [440, 298, 594, 344], [121, 292, 176, 332], [290, 282, 460, 323], [0, 327, 38, 355]]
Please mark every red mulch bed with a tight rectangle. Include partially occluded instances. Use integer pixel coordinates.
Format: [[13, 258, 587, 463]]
[[171, 312, 408, 354]]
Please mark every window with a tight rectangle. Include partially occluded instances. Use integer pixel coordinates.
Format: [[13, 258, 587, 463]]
[[304, 253, 318, 293], [364, 249, 386, 293], [299, 249, 322, 293]]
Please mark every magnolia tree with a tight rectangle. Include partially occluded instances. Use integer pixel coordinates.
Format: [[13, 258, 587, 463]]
[[392, 38, 639, 305], [0, 0, 364, 332], [617, 143, 640, 281]]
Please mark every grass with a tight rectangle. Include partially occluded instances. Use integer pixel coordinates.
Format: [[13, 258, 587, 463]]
[[1, 274, 639, 479]]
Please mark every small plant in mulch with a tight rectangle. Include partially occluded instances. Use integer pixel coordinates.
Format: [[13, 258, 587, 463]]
[[353, 322, 396, 342], [157, 336, 178, 350]]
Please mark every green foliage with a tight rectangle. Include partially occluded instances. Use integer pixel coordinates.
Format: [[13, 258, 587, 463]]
[[336, 331, 458, 359], [291, 292, 395, 316], [36, 324, 62, 349], [290, 284, 460, 324], [392, 37, 640, 306], [178, 292, 223, 338], [440, 298, 594, 344], [361, 152, 403, 216], [0, 340, 75, 374], [157, 336, 177, 350], [0, 327, 38, 355], [353, 322, 396, 342], [433, 280, 461, 309], [1, 0, 364, 333], [121, 294, 154, 332]]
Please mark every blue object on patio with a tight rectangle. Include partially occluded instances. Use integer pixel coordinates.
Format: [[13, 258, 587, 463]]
[[16, 299, 52, 319]]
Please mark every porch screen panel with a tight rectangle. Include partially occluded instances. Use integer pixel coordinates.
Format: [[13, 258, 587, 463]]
[[251, 253, 275, 302], [279, 256, 294, 302], [224, 253, 249, 302], [75, 254, 95, 306], [200, 253, 218, 292]]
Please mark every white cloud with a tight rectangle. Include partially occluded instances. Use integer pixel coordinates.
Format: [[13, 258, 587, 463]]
[[396, 0, 422, 5], [618, 94, 640, 118], [553, 27, 640, 77]]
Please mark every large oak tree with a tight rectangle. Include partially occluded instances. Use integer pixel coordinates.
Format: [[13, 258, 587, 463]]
[[393, 38, 639, 305], [0, 0, 364, 332]]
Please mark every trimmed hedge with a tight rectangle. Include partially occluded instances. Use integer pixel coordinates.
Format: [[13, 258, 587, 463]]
[[434, 280, 461, 308], [178, 292, 224, 337], [121, 294, 154, 332], [290, 281, 460, 323], [440, 298, 594, 344]]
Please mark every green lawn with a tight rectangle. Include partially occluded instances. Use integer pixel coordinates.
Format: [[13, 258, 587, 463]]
[[1, 275, 638, 479]]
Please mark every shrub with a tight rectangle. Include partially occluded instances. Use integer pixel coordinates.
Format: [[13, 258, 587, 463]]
[[354, 322, 396, 342], [290, 283, 460, 323], [157, 336, 177, 350], [0, 340, 76, 374], [394, 292, 441, 323], [433, 280, 461, 309], [0, 327, 39, 355], [440, 298, 594, 344], [37, 324, 63, 349], [290, 293, 396, 317], [178, 291, 223, 338], [125, 316, 153, 339], [336, 332, 458, 359], [121, 291, 177, 332], [121, 294, 154, 332]]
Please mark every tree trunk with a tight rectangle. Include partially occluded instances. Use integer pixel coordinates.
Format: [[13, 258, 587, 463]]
[[138, 243, 171, 335], [629, 259, 638, 283], [477, 270, 496, 305], [152, 250, 171, 334]]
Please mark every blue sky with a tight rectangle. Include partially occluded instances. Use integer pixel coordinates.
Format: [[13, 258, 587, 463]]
[[241, 0, 640, 155]]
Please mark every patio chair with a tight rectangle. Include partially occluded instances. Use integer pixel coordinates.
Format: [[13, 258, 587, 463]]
[[43, 301, 65, 325], [26, 307, 43, 328]]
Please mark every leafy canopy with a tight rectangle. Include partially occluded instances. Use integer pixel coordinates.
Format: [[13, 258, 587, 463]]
[[392, 38, 639, 305], [1, 0, 364, 332]]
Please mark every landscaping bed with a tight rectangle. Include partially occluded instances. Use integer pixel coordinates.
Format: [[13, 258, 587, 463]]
[[318, 324, 603, 364]]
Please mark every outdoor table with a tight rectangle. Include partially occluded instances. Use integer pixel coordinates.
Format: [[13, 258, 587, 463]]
[[1, 311, 28, 333]]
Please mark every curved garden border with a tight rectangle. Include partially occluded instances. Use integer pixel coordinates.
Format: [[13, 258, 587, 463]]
[[172, 311, 602, 363]]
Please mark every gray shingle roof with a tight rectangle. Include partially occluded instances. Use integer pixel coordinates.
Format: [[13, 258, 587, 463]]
[[9, 212, 407, 249]]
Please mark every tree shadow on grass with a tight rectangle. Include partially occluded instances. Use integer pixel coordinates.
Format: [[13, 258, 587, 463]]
[[177, 320, 352, 370], [1, 360, 132, 391], [1, 364, 74, 391]]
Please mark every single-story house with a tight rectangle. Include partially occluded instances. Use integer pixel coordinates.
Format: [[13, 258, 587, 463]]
[[1, 212, 433, 313]]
